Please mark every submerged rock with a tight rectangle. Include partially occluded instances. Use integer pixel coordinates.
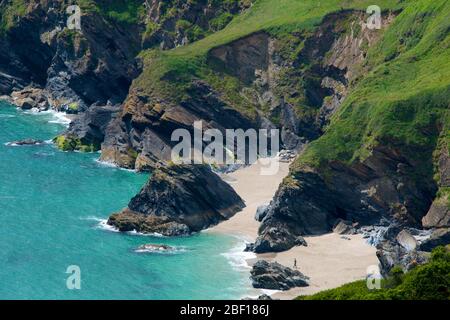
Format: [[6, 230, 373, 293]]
[[108, 164, 245, 236], [6, 139, 44, 146], [135, 244, 174, 253], [250, 260, 309, 291], [56, 104, 121, 152]]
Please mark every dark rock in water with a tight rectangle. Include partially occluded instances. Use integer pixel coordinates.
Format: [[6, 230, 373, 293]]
[[255, 204, 269, 222], [109, 209, 190, 236], [136, 244, 174, 253], [253, 227, 307, 253], [11, 87, 50, 111], [108, 164, 245, 236], [377, 240, 429, 276], [419, 228, 450, 252], [6, 139, 44, 146], [59, 104, 121, 151], [244, 243, 255, 252], [250, 260, 309, 291]]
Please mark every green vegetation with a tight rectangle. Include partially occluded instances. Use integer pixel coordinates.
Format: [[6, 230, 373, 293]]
[[297, 246, 450, 300], [0, 0, 28, 33], [297, 0, 450, 172], [133, 0, 404, 116], [53, 135, 100, 153], [78, 0, 146, 24]]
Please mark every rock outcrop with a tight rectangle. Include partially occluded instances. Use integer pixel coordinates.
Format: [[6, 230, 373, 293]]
[[55, 104, 121, 152], [5, 139, 45, 146], [250, 260, 309, 290], [108, 164, 245, 236], [0, 2, 144, 110], [142, 0, 253, 49]]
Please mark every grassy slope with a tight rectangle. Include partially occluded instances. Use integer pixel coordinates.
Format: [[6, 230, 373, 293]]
[[297, 246, 450, 300], [134, 0, 404, 104], [297, 0, 450, 169], [0, 0, 28, 33]]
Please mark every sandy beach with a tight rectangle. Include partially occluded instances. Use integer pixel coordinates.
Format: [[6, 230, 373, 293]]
[[208, 158, 378, 300]]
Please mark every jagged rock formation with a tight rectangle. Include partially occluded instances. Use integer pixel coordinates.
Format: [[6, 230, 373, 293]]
[[107, 164, 245, 236], [100, 79, 256, 170], [142, 0, 253, 49], [100, 10, 389, 171], [0, 1, 145, 109], [2, 0, 448, 277], [254, 2, 449, 254], [250, 260, 309, 290], [55, 104, 121, 152]]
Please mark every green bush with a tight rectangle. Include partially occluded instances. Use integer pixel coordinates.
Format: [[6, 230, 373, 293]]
[[297, 246, 450, 300]]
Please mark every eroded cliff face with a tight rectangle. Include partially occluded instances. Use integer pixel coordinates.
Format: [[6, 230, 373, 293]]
[[253, 4, 449, 258], [142, 0, 253, 49], [0, 1, 144, 110], [107, 164, 245, 236], [100, 10, 389, 171]]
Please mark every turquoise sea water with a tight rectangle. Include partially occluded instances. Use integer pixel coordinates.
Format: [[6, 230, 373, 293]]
[[0, 102, 253, 299]]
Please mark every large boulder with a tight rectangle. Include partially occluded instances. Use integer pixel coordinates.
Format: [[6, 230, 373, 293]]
[[108, 164, 245, 236], [250, 260, 309, 291], [253, 227, 307, 253], [333, 219, 358, 235]]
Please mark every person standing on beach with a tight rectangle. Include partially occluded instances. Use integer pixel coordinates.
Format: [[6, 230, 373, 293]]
[[294, 259, 297, 269]]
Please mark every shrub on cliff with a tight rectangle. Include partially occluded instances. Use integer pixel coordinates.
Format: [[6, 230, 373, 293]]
[[297, 246, 450, 300]]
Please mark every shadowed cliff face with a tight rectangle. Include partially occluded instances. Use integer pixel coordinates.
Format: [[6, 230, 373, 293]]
[[254, 2, 450, 255], [107, 164, 245, 236], [0, 1, 144, 110], [100, 10, 388, 171], [142, 0, 253, 49]]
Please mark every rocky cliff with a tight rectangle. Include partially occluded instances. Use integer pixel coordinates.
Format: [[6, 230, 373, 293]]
[[0, 1, 145, 109], [254, 0, 450, 261], [2, 0, 448, 276], [108, 164, 245, 236]]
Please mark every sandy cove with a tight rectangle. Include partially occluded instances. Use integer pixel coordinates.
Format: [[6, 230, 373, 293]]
[[207, 159, 378, 300]]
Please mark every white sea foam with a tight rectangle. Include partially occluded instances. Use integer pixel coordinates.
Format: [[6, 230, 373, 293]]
[[221, 238, 256, 271], [0, 114, 15, 118], [4, 142, 19, 147], [83, 217, 121, 233], [134, 245, 187, 255], [47, 110, 71, 126], [94, 158, 137, 173], [82, 216, 165, 237], [22, 108, 72, 126]]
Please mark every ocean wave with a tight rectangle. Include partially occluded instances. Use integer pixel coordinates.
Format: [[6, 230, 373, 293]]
[[46, 111, 72, 126], [83, 216, 165, 237], [94, 158, 137, 173], [83, 217, 121, 233], [0, 114, 15, 119], [22, 108, 72, 126], [221, 238, 256, 272]]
